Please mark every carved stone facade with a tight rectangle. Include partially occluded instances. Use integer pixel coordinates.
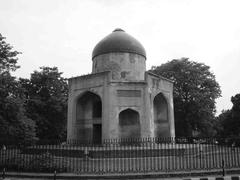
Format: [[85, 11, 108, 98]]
[[67, 29, 175, 143]]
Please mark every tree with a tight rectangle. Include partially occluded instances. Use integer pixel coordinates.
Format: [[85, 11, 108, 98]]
[[214, 110, 231, 137], [217, 93, 240, 137], [0, 33, 36, 142], [21, 67, 68, 140], [0, 34, 20, 73], [150, 58, 221, 137]]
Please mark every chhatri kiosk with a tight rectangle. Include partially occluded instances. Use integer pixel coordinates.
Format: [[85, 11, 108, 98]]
[[67, 28, 175, 143]]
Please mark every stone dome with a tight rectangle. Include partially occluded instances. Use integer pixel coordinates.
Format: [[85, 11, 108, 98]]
[[92, 28, 146, 59]]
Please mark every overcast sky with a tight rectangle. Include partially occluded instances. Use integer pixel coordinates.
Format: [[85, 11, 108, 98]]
[[0, 0, 240, 114]]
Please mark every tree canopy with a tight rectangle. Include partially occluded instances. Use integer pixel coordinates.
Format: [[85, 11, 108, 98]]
[[0, 34, 20, 73], [21, 67, 68, 140], [217, 93, 240, 137], [1, 33, 68, 143], [0, 33, 36, 142], [150, 58, 221, 137]]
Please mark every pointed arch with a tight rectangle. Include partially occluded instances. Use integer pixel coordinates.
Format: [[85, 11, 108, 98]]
[[118, 108, 141, 139], [153, 93, 170, 137], [76, 91, 102, 143]]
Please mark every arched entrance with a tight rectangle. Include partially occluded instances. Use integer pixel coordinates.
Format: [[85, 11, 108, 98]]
[[76, 91, 102, 143], [153, 93, 170, 137], [119, 109, 141, 139]]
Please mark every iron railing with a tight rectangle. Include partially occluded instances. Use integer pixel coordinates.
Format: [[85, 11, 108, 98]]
[[0, 137, 240, 174]]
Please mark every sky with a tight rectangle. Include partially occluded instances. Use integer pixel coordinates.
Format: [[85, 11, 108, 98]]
[[0, 0, 240, 114]]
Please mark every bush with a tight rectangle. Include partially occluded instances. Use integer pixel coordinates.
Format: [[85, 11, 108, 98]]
[[0, 151, 69, 173], [28, 152, 68, 172]]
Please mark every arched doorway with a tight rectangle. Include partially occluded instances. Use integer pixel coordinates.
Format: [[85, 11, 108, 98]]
[[153, 93, 170, 137], [76, 91, 102, 144], [119, 109, 141, 139]]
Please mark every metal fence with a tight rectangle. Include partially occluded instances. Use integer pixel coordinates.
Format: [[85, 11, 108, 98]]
[[0, 137, 240, 174]]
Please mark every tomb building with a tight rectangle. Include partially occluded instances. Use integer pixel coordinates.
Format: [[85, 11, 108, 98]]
[[67, 28, 175, 143]]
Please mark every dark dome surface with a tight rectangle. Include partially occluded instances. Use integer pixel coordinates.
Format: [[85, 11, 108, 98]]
[[92, 28, 146, 59]]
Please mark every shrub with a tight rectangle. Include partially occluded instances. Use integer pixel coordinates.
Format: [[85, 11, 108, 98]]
[[28, 152, 68, 172]]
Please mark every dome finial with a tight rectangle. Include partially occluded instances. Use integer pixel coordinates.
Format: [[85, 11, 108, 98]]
[[113, 28, 125, 32]]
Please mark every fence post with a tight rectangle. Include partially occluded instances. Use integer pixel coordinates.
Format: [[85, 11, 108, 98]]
[[2, 167, 5, 179], [84, 148, 89, 161], [53, 170, 57, 180], [222, 159, 225, 176]]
